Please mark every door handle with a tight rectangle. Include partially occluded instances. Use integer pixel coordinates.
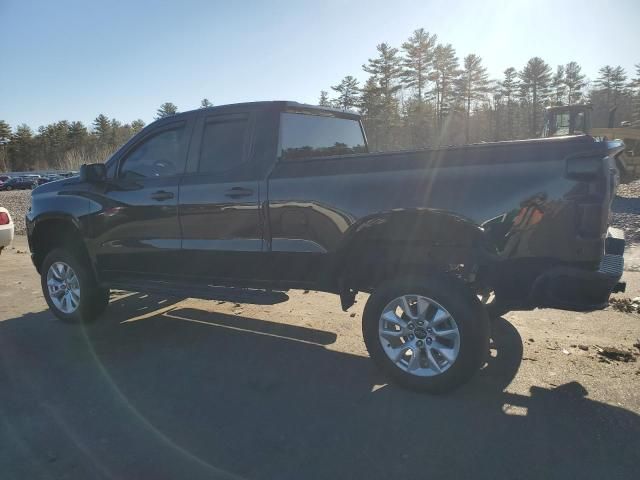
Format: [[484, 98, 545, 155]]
[[150, 190, 174, 201], [225, 187, 254, 198]]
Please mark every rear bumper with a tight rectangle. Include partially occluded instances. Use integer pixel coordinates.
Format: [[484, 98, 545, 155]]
[[531, 228, 625, 311], [0, 224, 14, 248]]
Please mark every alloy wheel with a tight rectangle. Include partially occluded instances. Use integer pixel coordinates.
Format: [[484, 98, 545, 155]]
[[46, 261, 81, 314], [378, 294, 460, 377]]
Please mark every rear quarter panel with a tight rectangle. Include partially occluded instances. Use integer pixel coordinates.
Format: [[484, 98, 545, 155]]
[[266, 136, 610, 286]]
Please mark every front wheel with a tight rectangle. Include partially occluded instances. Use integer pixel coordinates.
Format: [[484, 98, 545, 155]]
[[362, 274, 490, 393], [41, 248, 109, 323]]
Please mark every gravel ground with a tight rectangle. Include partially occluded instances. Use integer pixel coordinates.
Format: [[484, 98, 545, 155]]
[[0, 189, 31, 235], [612, 180, 640, 245], [4, 178, 640, 242]]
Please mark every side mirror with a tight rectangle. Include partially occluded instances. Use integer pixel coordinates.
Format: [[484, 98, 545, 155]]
[[79, 163, 107, 183]]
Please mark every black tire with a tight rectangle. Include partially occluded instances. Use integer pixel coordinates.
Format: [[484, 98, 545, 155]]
[[40, 248, 110, 323], [362, 274, 490, 393], [6, 186, 12, 191], [485, 302, 510, 319]]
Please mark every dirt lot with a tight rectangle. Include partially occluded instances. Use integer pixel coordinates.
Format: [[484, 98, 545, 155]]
[[1, 235, 639, 480]]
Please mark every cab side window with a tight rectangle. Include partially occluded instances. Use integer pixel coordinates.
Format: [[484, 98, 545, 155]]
[[120, 124, 186, 179], [279, 113, 367, 161], [198, 116, 249, 173]]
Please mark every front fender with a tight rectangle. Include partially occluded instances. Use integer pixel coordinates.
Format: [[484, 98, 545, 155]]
[[27, 190, 90, 238], [27, 188, 92, 271]]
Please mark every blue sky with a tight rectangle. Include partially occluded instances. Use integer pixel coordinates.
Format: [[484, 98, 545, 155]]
[[1, 0, 638, 130]]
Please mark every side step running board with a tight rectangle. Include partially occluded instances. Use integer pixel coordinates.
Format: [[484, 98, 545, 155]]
[[109, 280, 290, 306]]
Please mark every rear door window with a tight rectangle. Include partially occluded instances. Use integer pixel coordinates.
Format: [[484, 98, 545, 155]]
[[279, 113, 366, 161], [198, 115, 249, 173]]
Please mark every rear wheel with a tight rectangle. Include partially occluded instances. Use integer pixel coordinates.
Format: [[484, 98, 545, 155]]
[[41, 248, 109, 323], [479, 291, 510, 318], [363, 274, 489, 393]]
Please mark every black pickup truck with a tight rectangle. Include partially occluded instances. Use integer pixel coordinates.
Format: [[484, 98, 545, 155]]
[[27, 101, 626, 392]]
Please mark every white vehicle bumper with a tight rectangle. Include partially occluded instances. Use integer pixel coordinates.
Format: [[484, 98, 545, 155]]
[[0, 223, 14, 249]]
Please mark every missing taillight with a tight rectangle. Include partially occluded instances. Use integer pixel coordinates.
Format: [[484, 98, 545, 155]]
[[566, 156, 603, 180]]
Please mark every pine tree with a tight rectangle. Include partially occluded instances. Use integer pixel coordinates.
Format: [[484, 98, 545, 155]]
[[0, 120, 11, 171], [631, 64, 640, 125], [596, 65, 627, 107], [500, 67, 519, 139], [457, 54, 489, 142], [551, 65, 565, 105], [92, 114, 110, 142], [318, 90, 331, 107], [200, 98, 213, 108], [564, 61, 586, 105], [610, 66, 628, 107], [596, 65, 614, 102], [631, 63, 640, 91], [401, 28, 437, 102], [67, 121, 88, 147], [155, 102, 178, 119], [489, 85, 503, 141], [519, 57, 552, 136], [362, 43, 402, 109], [131, 119, 146, 133], [37, 121, 71, 167], [8, 124, 34, 171], [109, 118, 126, 148], [0, 120, 11, 144], [331, 76, 361, 111], [362, 43, 403, 149], [595, 65, 628, 126], [359, 78, 382, 116], [431, 43, 460, 132], [359, 77, 385, 150]]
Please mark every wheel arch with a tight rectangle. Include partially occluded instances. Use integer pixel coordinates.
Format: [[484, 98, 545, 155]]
[[334, 209, 488, 293], [29, 214, 92, 275]]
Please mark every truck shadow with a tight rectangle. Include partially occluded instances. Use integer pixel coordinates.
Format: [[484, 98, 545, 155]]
[[1, 293, 638, 480]]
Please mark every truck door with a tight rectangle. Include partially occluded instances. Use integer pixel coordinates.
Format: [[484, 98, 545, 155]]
[[92, 118, 193, 277], [178, 112, 263, 280]]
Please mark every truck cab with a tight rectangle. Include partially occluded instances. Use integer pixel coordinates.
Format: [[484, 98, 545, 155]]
[[542, 104, 592, 137]]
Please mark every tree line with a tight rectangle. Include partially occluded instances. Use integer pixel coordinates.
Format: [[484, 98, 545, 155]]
[[0, 98, 213, 172], [1, 25, 640, 172], [320, 28, 640, 151]]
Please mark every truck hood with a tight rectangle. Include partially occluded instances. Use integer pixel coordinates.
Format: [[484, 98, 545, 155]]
[[32, 176, 79, 195]]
